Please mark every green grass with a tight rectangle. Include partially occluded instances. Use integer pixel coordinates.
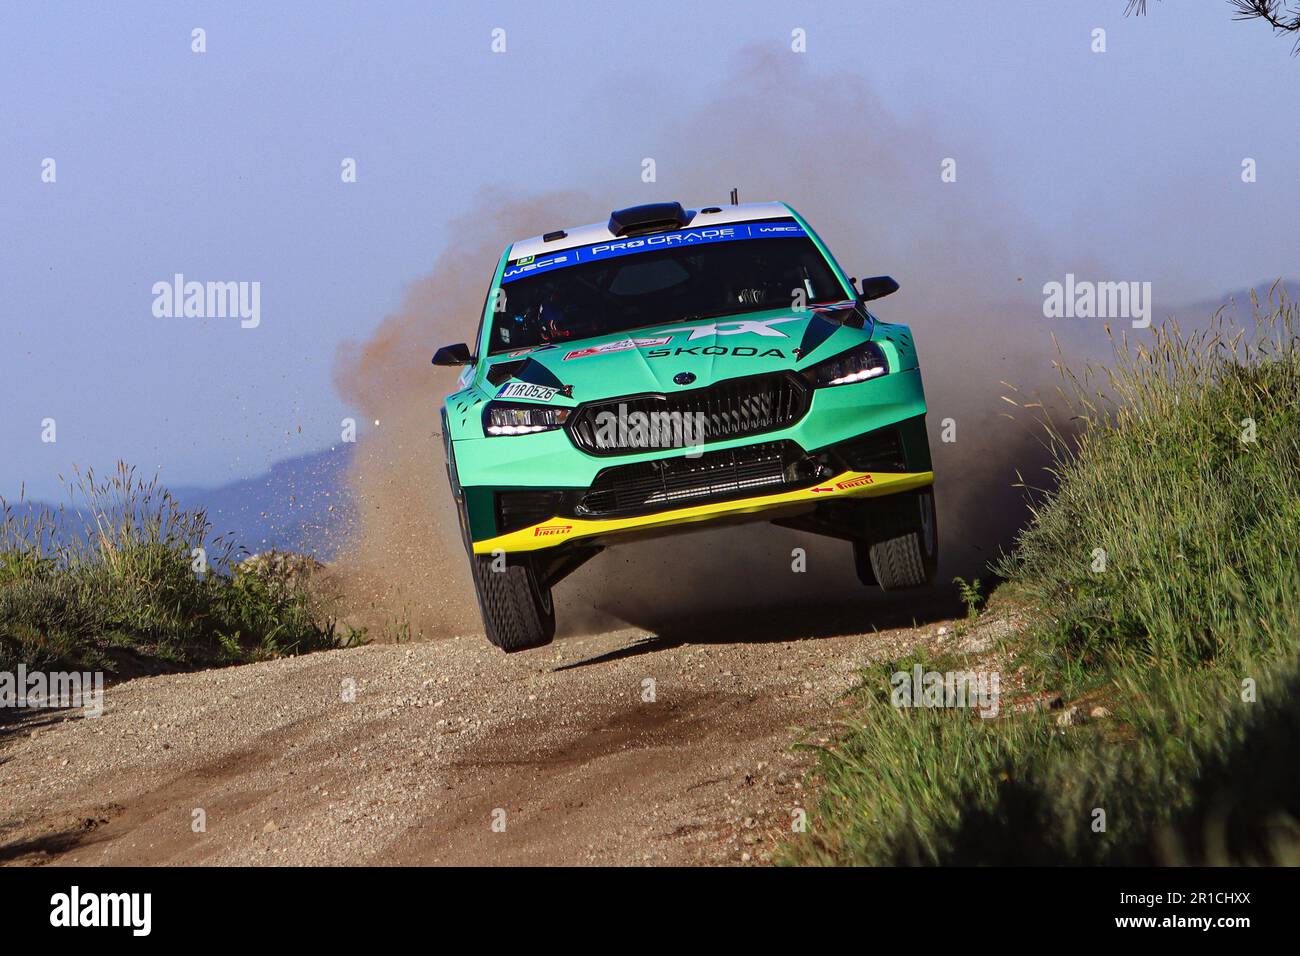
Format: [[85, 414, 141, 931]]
[[0, 463, 353, 675], [784, 285, 1300, 865]]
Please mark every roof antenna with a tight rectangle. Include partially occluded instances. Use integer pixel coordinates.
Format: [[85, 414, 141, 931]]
[[729, 187, 739, 205]]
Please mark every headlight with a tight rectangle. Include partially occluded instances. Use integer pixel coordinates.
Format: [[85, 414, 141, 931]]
[[483, 402, 571, 436], [801, 341, 889, 388]]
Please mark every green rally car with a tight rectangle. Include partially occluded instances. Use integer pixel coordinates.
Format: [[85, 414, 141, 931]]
[[434, 200, 936, 651]]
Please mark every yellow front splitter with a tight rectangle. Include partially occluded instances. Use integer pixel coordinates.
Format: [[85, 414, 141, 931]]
[[471, 470, 934, 554]]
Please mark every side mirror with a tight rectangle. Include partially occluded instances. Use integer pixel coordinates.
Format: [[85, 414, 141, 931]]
[[858, 275, 900, 302], [432, 343, 474, 366]]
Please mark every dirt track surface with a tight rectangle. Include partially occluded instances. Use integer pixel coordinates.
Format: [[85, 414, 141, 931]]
[[0, 608, 970, 866]]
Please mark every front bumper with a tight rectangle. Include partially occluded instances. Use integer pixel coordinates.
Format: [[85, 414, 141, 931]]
[[470, 467, 933, 554], [453, 368, 931, 553]]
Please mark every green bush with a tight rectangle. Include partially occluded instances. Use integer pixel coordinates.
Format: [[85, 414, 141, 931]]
[[1003, 292, 1300, 669], [0, 463, 348, 674], [785, 287, 1300, 866]]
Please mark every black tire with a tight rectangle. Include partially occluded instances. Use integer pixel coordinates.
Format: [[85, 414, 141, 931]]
[[470, 552, 556, 652], [447, 441, 556, 652], [854, 489, 938, 590]]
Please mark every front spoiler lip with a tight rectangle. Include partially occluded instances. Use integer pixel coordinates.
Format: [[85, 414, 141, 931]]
[[471, 469, 934, 554]]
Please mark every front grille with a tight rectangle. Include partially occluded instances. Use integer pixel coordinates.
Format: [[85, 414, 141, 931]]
[[566, 373, 809, 456], [578, 441, 816, 518]]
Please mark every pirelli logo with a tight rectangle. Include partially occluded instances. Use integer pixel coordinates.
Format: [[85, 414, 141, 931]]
[[534, 524, 573, 537], [837, 475, 875, 490]]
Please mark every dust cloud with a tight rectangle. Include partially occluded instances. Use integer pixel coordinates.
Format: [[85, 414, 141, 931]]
[[330, 191, 590, 638], [332, 51, 1081, 640]]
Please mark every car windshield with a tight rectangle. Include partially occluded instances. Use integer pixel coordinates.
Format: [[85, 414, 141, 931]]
[[487, 220, 848, 355]]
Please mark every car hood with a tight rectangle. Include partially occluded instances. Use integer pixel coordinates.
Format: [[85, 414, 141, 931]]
[[479, 302, 872, 403]]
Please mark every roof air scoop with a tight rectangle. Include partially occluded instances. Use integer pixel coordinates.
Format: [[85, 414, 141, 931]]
[[607, 201, 692, 238]]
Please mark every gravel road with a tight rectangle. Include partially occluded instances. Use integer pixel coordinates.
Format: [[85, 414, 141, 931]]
[[1, 605, 965, 866]]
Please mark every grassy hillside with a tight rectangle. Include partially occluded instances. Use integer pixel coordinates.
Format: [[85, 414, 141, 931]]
[[785, 286, 1300, 866], [0, 464, 352, 676]]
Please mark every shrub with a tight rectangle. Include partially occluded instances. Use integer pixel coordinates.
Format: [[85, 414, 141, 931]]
[[784, 287, 1300, 866], [0, 463, 347, 674]]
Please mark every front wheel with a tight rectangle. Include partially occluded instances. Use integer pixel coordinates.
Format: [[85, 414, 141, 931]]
[[469, 552, 556, 652], [449, 443, 555, 652], [853, 488, 938, 590]]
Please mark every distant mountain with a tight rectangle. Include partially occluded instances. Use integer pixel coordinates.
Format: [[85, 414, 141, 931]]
[[169, 446, 356, 559], [1155, 278, 1299, 329], [983, 277, 1300, 365], [2, 446, 356, 562]]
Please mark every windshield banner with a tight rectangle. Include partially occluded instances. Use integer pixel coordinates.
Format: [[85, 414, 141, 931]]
[[501, 220, 808, 284]]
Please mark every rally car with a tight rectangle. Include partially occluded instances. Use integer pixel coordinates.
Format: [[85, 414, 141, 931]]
[[434, 200, 936, 651]]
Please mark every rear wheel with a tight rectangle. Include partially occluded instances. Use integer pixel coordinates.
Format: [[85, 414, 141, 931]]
[[853, 488, 938, 590]]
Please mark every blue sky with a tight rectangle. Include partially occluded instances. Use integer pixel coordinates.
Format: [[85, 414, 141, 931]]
[[2, 1, 1296, 499]]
